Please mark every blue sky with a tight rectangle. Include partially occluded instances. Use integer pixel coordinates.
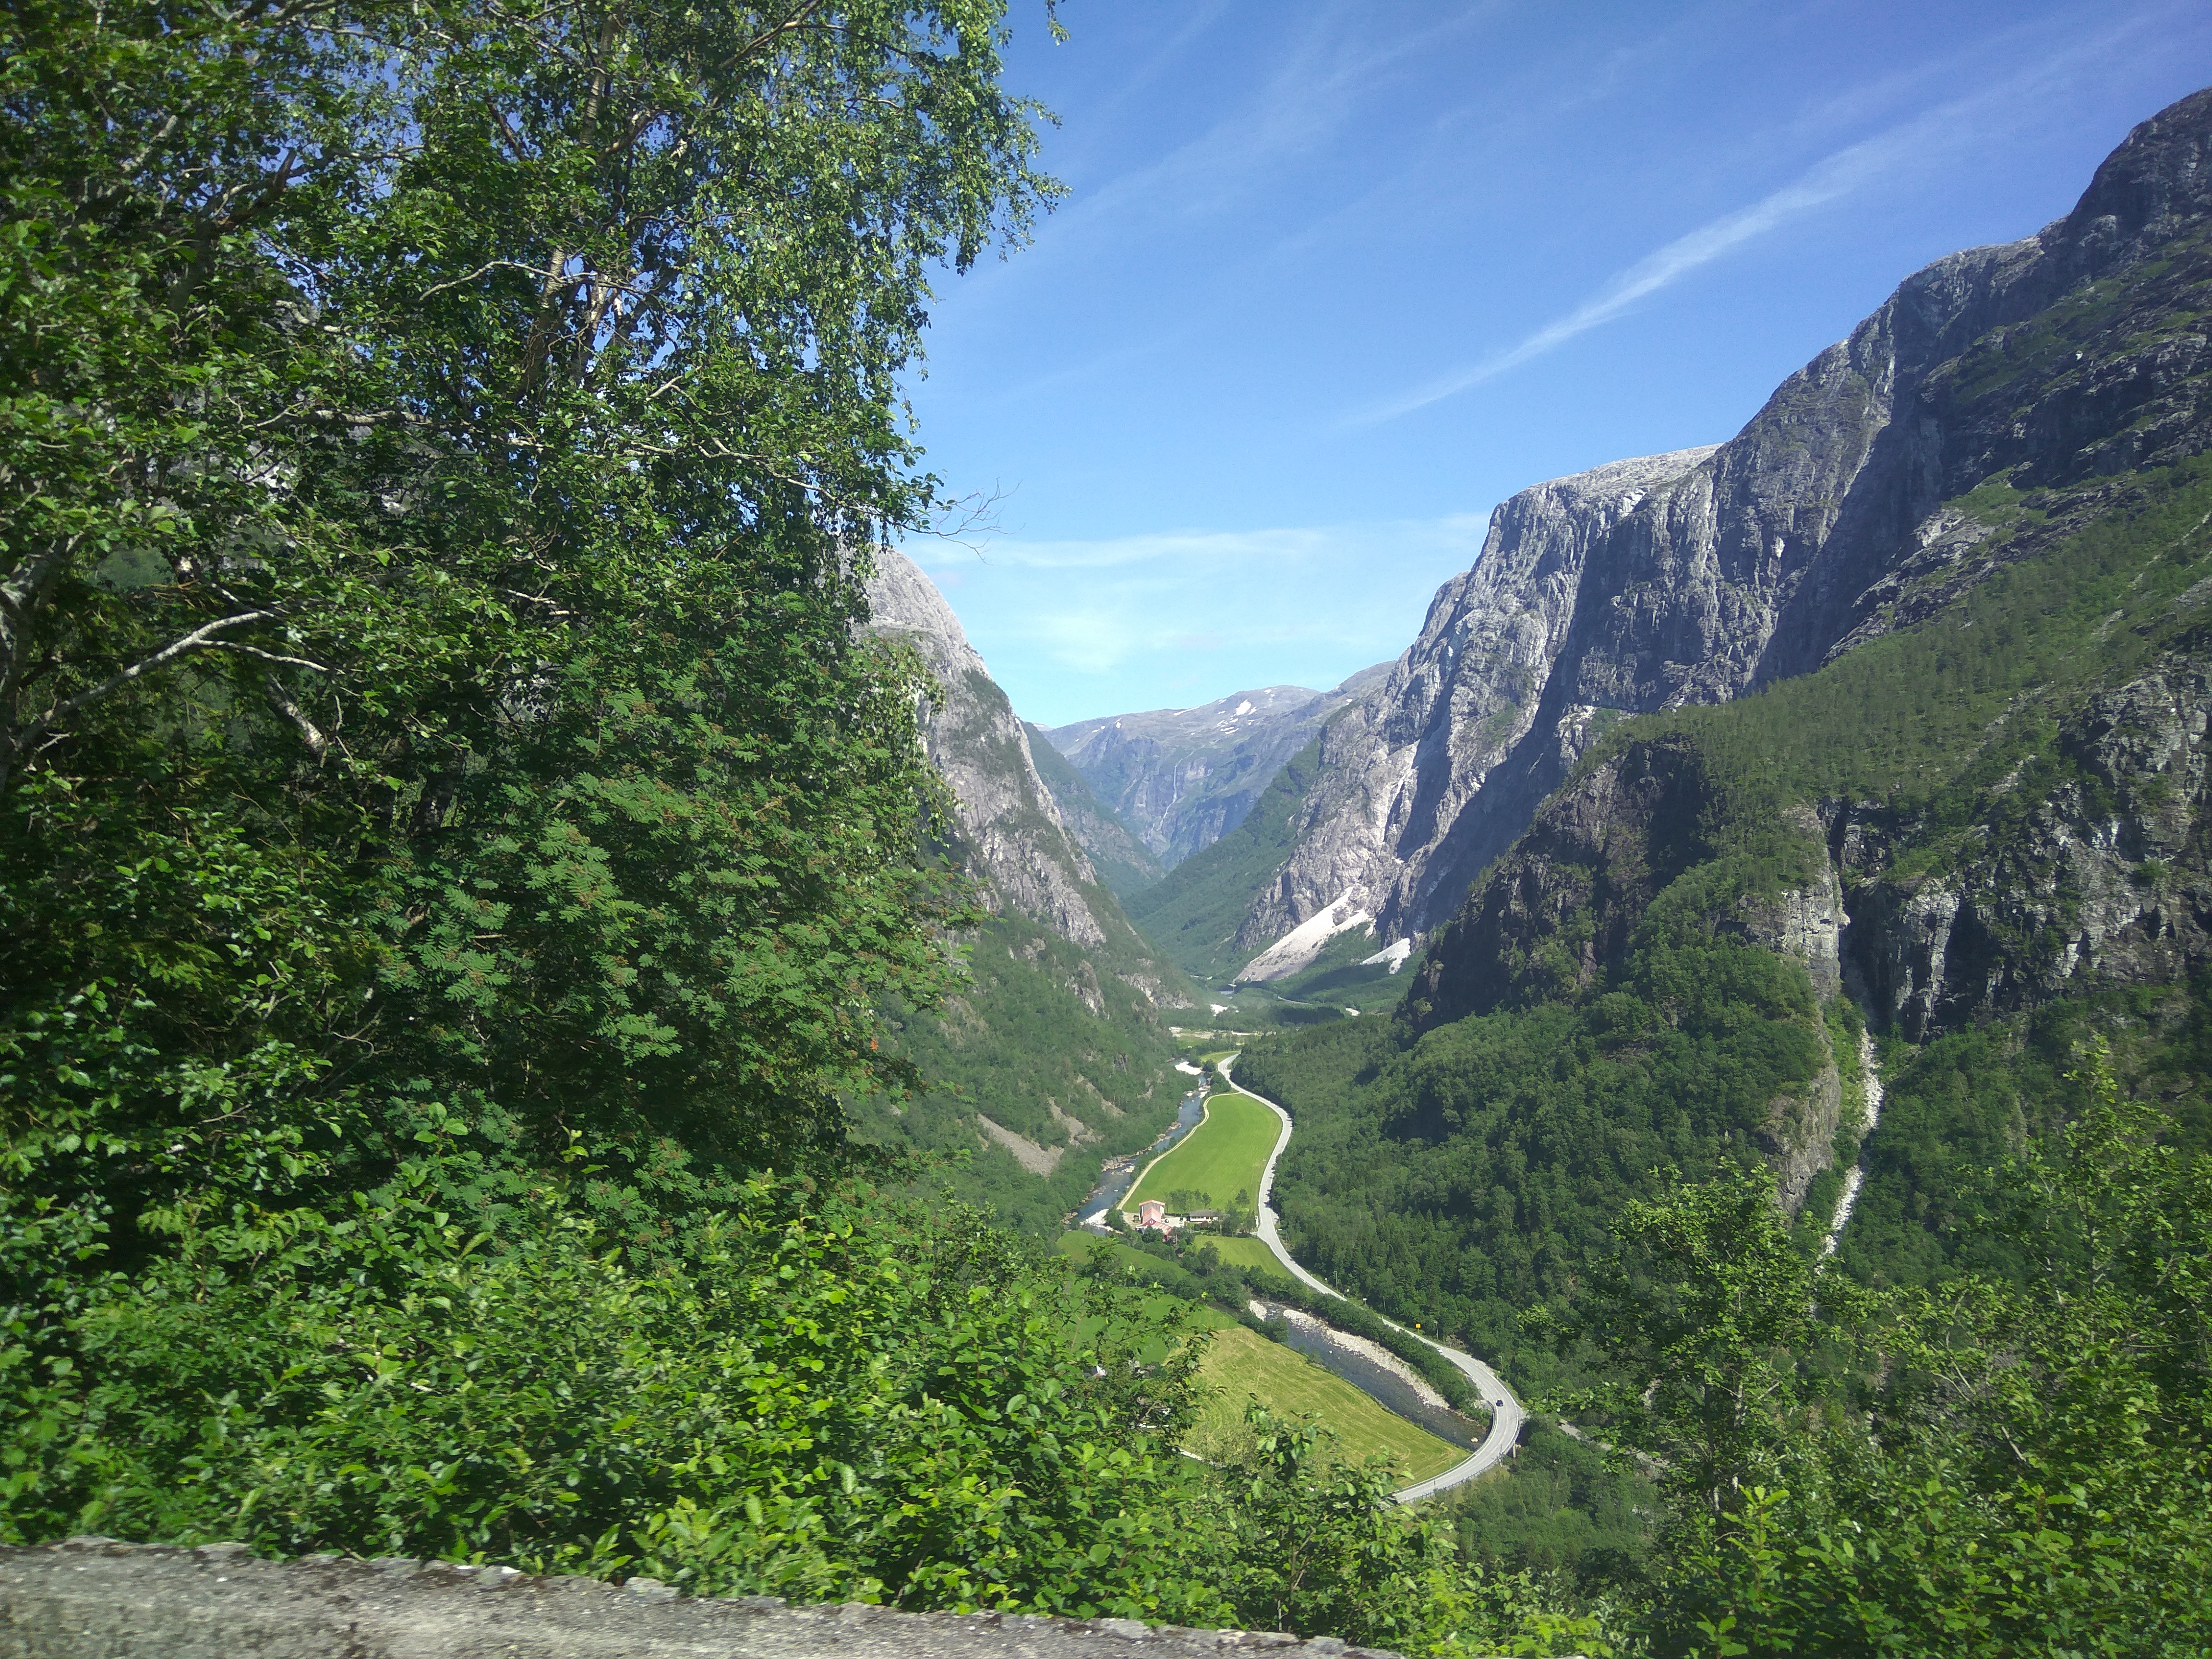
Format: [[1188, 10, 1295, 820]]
[[897, 0, 2212, 730]]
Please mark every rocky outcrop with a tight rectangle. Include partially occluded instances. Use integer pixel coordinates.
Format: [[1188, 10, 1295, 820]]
[[1840, 652, 2212, 1039], [0, 1538, 1410, 1659], [1236, 86, 2212, 975], [1403, 736, 1718, 1024], [1237, 451, 1717, 974], [1050, 666, 1392, 869], [865, 547, 1107, 948], [1410, 642, 2207, 1204]]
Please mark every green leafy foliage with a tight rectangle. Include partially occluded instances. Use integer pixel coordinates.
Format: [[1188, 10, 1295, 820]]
[[3, 0, 1068, 1236], [1, 1156, 1195, 1609], [1445, 1420, 1655, 1595], [1562, 1053, 2212, 1657]]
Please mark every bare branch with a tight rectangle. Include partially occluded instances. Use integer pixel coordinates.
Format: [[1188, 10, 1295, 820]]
[[415, 259, 555, 301], [211, 641, 328, 673], [262, 673, 329, 759], [22, 609, 280, 739]]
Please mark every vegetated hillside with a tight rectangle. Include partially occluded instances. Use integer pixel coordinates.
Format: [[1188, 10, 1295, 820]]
[[1240, 86, 2212, 1387], [2, 7, 1621, 1647], [861, 549, 1198, 1232], [1123, 734, 1332, 983], [1024, 722, 1166, 905], [1048, 665, 1390, 868], [1229, 79, 2212, 985]]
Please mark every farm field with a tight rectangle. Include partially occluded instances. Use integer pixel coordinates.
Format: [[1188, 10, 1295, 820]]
[[1189, 1325, 1463, 1484], [1124, 1091, 1279, 1216], [1197, 1236, 1281, 1274], [1053, 1231, 1203, 1294]]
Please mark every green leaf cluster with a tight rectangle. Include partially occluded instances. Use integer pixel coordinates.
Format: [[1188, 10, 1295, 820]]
[[1554, 1049, 2212, 1655]]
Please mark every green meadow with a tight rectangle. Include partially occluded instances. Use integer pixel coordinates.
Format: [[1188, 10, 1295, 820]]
[[1124, 1091, 1281, 1217], [1190, 1325, 1464, 1484], [1200, 1236, 1283, 1274]]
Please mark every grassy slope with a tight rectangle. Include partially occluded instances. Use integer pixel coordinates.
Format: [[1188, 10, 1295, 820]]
[[1124, 735, 1327, 982], [1124, 1090, 1280, 1214], [1190, 1325, 1464, 1483], [1202, 1236, 1282, 1273], [856, 656, 1204, 1235]]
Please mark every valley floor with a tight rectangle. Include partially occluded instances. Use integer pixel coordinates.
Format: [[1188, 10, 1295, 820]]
[[1222, 1056, 1528, 1503]]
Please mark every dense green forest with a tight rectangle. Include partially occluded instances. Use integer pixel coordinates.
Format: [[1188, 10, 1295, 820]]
[[1239, 455, 2212, 1649], [4, 2, 2207, 1653]]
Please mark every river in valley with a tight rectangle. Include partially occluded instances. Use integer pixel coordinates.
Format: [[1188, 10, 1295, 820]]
[[1073, 1085, 1209, 1227]]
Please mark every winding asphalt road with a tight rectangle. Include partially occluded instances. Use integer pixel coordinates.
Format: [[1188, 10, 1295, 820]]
[[1218, 1055, 1526, 1504]]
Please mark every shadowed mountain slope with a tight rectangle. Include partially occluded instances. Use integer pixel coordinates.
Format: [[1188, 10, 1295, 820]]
[[859, 548, 1197, 1231]]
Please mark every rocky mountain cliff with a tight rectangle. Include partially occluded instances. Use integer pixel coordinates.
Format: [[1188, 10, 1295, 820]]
[[1230, 450, 1715, 978], [1231, 86, 2212, 982], [866, 549, 1115, 949], [859, 549, 1194, 1231], [1049, 665, 1391, 869], [1022, 725, 1166, 907]]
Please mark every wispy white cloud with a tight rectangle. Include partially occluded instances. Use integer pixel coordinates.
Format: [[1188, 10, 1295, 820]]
[[907, 515, 1491, 686], [1348, 3, 2184, 428], [1347, 118, 1946, 425]]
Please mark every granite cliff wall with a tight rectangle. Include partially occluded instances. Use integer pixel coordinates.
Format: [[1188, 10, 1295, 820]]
[[1236, 86, 2212, 978]]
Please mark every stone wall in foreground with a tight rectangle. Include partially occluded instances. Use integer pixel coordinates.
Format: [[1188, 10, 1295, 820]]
[[0, 1539, 1412, 1659]]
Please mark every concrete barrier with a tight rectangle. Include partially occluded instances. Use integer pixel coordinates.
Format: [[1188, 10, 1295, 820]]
[[0, 1539, 1411, 1659]]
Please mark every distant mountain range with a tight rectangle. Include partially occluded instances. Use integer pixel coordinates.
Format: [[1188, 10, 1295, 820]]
[[1045, 668, 1391, 870]]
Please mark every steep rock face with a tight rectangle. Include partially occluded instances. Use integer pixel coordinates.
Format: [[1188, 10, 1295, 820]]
[[1049, 665, 1392, 868], [1841, 649, 2211, 1039], [1022, 723, 1165, 906], [1237, 451, 1716, 970], [1240, 86, 2212, 973], [865, 548, 1108, 948]]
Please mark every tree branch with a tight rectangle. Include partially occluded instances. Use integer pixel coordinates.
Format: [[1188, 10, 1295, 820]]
[[262, 672, 330, 759], [21, 609, 282, 743]]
